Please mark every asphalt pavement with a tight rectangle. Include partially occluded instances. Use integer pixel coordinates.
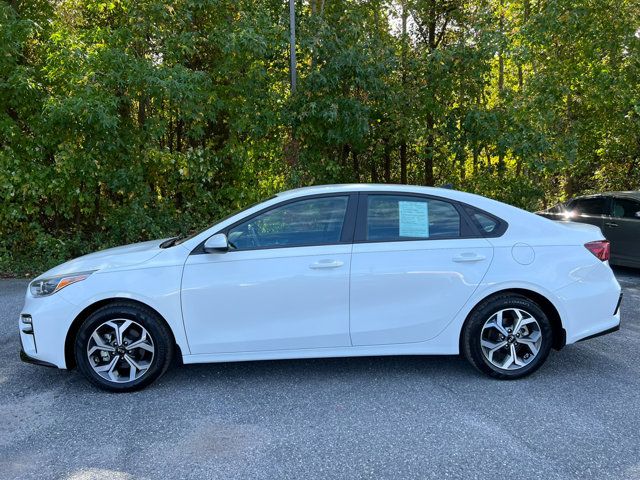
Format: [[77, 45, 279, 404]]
[[1, 268, 639, 480]]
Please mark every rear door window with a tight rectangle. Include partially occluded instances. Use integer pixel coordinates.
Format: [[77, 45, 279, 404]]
[[612, 198, 640, 219], [365, 195, 461, 241]]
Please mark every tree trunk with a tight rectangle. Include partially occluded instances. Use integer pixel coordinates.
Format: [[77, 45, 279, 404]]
[[138, 96, 147, 129], [497, 0, 505, 175], [424, 0, 437, 186], [176, 119, 184, 153], [341, 144, 350, 166], [517, 0, 529, 176], [168, 118, 174, 153], [425, 112, 435, 186], [353, 151, 360, 181], [400, 1, 409, 185], [371, 155, 379, 183], [456, 141, 467, 181], [384, 142, 391, 183], [400, 143, 407, 184], [473, 146, 478, 174]]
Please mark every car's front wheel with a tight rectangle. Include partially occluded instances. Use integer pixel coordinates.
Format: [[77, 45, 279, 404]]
[[74, 303, 174, 392], [462, 294, 553, 379]]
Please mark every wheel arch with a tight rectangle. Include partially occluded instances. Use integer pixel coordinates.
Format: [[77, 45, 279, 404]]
[[459, 288, 566, 352], [64, 297, 183, 369]]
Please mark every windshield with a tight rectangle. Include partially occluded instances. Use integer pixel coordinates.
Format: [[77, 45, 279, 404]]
[[159, 197, 275, 248]]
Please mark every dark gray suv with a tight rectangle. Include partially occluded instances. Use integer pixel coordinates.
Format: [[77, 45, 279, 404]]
[[538, 191, 640, 268]]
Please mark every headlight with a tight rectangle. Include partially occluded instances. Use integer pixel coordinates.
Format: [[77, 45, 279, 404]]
[[30, 271, 96, 297]]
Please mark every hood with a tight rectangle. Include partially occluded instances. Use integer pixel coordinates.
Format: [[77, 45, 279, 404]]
[[36, 238, 170, 280]]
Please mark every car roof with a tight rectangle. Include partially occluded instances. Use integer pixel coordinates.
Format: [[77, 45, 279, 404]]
[[607, 191, 640, 198], [276, 183, 457, 199], [274, 183, 534, 222], [571, 191, 640, 200]]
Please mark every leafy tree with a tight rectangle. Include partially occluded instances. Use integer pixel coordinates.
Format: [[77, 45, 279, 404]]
[[1, 0, 639, 275]]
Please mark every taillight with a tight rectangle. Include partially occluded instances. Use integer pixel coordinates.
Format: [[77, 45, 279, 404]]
[[585, 240, 610, 261]]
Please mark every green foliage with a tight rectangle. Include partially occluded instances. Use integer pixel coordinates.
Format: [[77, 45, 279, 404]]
[[1, 0, 639, 275]]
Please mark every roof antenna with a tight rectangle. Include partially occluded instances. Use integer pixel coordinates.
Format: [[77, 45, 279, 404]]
[[439, 183, 454, 189]]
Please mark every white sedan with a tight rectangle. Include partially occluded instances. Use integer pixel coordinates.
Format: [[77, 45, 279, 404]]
[[20, 184, 622, 391]]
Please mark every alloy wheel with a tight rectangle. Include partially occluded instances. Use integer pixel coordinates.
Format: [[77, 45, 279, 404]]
[[480, 308, 542, 370], [86, 319, 155, 383]]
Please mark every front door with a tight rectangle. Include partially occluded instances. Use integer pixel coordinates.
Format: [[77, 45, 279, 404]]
[[181, 194, 356, 354]]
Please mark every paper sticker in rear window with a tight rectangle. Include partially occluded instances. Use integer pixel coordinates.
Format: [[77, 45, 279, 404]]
[[399, 201, 429, 238]]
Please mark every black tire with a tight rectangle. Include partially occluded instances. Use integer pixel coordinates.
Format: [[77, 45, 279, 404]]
[[461, 294, 553, 380], [74, 302, 174, 392]]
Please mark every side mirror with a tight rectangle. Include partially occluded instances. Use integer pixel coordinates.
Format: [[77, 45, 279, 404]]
[[203, 233, 229, 253]]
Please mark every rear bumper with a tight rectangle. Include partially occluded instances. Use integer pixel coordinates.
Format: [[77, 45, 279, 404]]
[[574, 292, 622, 343], [576, 323, 620, 343], [555, 271, 622, 345]]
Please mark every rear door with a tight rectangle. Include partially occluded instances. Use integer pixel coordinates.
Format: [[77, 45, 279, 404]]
[[603, 196, 640, 266], [349, 193, 494, 346]]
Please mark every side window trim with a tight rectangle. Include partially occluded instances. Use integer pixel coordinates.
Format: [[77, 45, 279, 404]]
[[353, 192, 496, 244], [192, 193, 359, 254], [605, 196, 613, 216]]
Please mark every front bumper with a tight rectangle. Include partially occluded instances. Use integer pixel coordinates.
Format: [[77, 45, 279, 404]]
[[18, 331, 57, 367], [19, 291, 80, 369], [20, 347, 57, 368]]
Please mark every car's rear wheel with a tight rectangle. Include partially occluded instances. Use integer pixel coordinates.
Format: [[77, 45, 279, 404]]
[[462, 294, 553, 379], [74, 303, 174, 392]]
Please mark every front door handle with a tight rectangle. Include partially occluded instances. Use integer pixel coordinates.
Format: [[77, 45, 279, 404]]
[[309, 259, 344, 269], [452, 253, 486, 263], [605, 222, 619, 228]]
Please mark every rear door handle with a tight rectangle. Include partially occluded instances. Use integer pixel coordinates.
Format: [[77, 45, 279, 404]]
[[452, 253, 486, 263], [309, 259, 344, 269], [605, 222, 619, 228]]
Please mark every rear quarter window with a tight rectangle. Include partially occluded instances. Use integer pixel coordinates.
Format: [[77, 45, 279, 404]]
[[463, 205, 506, 237]]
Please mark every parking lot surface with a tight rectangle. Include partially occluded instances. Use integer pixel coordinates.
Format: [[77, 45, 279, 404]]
[[1, 269, 639, 480]]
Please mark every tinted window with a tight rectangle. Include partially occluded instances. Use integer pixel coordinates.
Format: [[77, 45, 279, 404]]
[[228, 196, 349, 250], [572, 198, 607, 216], [366, 195, 460, 241], [612, 198, 640, 219], [464, 206, 499, 234]]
